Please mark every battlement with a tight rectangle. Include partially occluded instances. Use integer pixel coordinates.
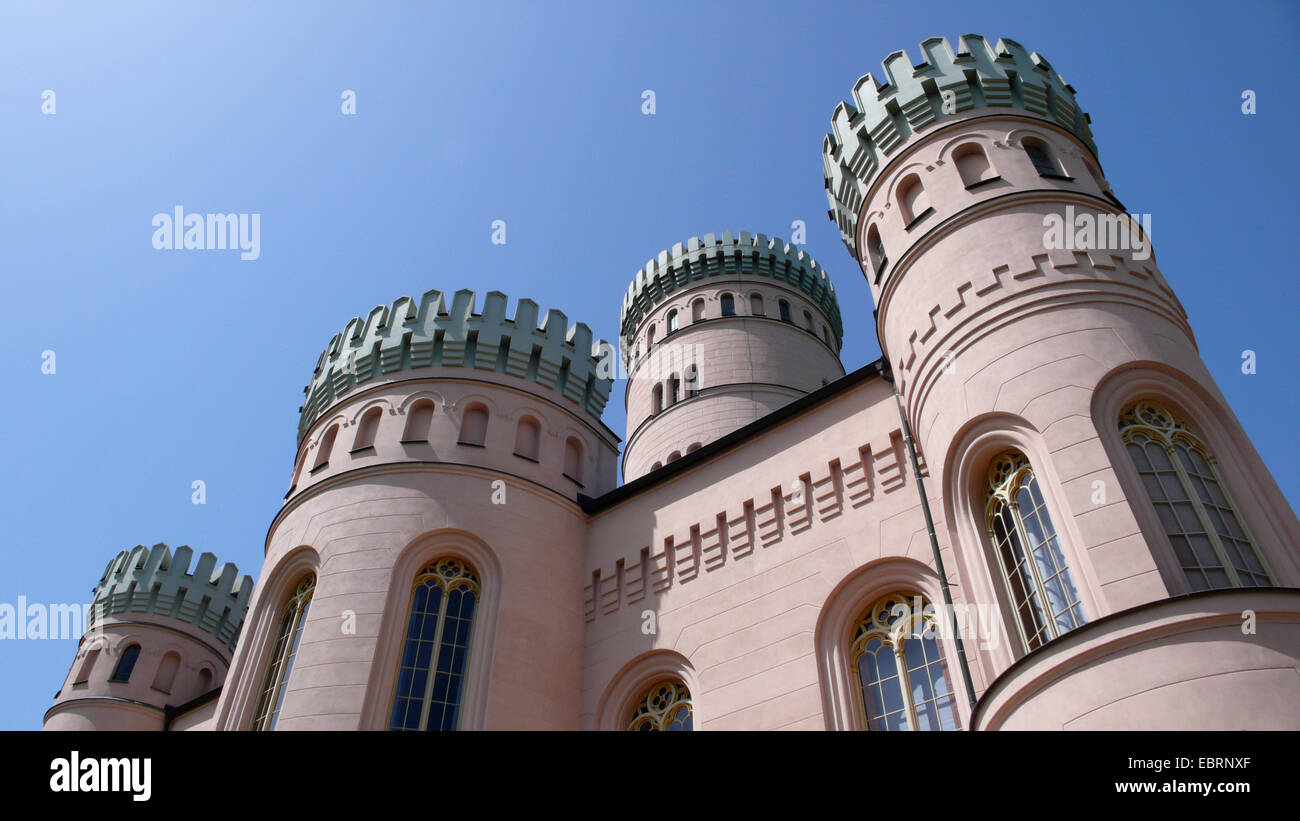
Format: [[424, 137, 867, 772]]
[[299, 289, 616, 444], [619, 231, 843, 343], [89, 543, 254, 653], [823, 35, 1096, 256]]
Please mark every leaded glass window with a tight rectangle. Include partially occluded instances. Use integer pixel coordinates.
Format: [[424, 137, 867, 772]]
[[986, 451, 1086, 651], [389, 558, 479, 731], [851, 593, 958, 731], [627, 680, 693, 731], [252, 574, 314, 730], [1119, 400, 1272, 591]]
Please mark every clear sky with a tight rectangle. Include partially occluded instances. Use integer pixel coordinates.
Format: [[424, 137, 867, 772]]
[[1, 1, 1296, 729]]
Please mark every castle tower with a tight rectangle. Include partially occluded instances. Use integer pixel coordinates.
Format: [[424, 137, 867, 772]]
[[620, 231, 845, 480], [44, 543, 253, 730], [211, 289, 619, 730], [823, 35, 1300, 728]]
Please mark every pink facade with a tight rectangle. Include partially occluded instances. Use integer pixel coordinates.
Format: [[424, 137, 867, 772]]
[[47, 35, 1300, 732]]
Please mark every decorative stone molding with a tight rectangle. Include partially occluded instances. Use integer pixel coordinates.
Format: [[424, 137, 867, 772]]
[[91, 544, 254, 653], [584, 426, 925, 621], [823, 35, 1096, 256], [299, 289, 616, 444], [620, 232, 843, 345]]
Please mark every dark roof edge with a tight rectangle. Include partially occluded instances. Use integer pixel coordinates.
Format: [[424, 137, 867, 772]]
[[162, 686, 223, 729], [580, 357, 889, 514]]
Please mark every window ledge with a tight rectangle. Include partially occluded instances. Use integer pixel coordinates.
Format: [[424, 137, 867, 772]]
[[309, 463, 329, 475], [1037, 172, 1075, 181], [349, 445, 376, 456], [563, 472, 584, 487], [399, 439, 429, 445], [457, 440, 486, 448], [904, 206, 935, 232], [964, 175, 1003, 191], [513, 452, 540, 463]]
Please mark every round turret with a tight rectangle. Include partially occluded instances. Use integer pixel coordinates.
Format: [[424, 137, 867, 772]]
[[620, 232, 845, 481], [44, 543, 254, 731], [212, 289, 620, 730]]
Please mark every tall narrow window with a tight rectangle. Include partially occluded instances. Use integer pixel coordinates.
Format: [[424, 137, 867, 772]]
[[954, 143, 994, 187], [720, 293, 735, 316], [389, 558, 480, 731], [1023, 138, 1060, 177], [667, 375, 680, 406], [684, 365, 699, 398], [666, 310, 678, 333], [652, 384, 663, 415], [778, 300, 792, 322], [852, 593, 958, 731], [252, 575, 314, 731], [353, 407, 382, 451], [646, 324, 656, 348], [312, 425, 338, 470], [749, 293, 765, 316], [513, 416, 540, 461], [691, 298, 705, 323], [74, 647, 101, 685], [627, 680, 692, 731], [1119, 400, 1272, 590], [196, 667, 213, 692], [458, 403, 489, 446], [986, 451, 1086, 651], [866, 225, 886, 274], [564, 437, 583, 482], [402, 400, 436, 443], [897, 173, 930, 225], [151, 651, 180, 693], [109, 644, 141, 683], [803, 309, 813, 330]]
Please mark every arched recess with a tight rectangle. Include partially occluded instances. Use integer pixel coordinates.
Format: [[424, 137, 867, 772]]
[[1090, 363, 1300, 591], [347, 397, 395, 427], [814, 557, 974, 731], [595, 650, 700, 731], [359, 529, 502, 731], [214, 545, 321, 731], [941, 413, 1105, 677]]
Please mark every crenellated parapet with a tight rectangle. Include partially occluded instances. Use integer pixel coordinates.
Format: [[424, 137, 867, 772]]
[[823, 34, 1096, 256], [620, 232, 843, 345], [90, 543, 254, 653], [299, 289, 616, 443]]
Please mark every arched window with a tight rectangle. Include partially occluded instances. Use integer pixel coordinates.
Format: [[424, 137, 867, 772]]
[[627, 680, 692, 731], [778, 300, 792, 323], [353, 407, 382, 451], [109, 644, 141, 683], [252, 575, 314, 731], [312, 425, 338, 470], [513, 416, 541, 461], [646, 324, 656, 348], [458, 403, 489, 446], [666, 310, 678, 334], [686, 442, 701, 453], [667, 450, 682, 463], [866, 225, 886, 274], [823, 326, 832, 346], [564, 437, 583, 482], [196, 667, 213, 693], [651, 461, 663, 471], [667, 375, 680, 406], [402, 400, 436, 443], [691, 298, 705, 323], [389, 558, 480, 731], [651, 384, 663, 415], [74, 646, 101, 685], [897, 173, 930, 225], [720, 293, 735, 316], [1023, 137, 1060, 177], [851, 593, 958, 731], [749, 293, 765, 316], [684, 365, 699, 398], [803, 309, 813, 330], [1119, 400, 1272, 590], [151, 651, 180, 693], [986, 451, 1086, 651], [953, 143, 994, 187]]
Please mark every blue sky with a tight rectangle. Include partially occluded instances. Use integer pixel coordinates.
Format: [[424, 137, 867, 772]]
[[1, 1, 1296, 729]]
